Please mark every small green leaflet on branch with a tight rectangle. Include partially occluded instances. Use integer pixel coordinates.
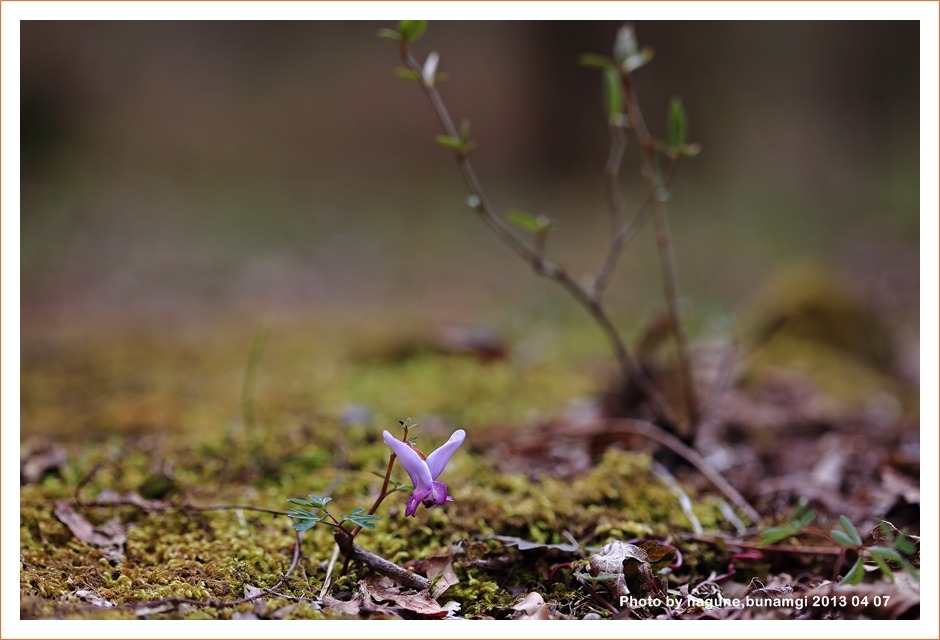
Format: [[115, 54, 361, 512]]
[[506, 208, 554, 234], [398, 20, 427, 43], [435, 119, 474, 155], [342, 508, 382, 530], [662, 97, 701, 158]]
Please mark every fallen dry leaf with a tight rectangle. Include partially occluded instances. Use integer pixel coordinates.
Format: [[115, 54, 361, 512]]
[[53, 500, 126, 564], [360, 575, 459, 618], [512, 592, 550, 620], [21, 443, 68, 484], [587, 540, 649, 600], [320, 593, 364, 617], [424, 552, 459, 598]]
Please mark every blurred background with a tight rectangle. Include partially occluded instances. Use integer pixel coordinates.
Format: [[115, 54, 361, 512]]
[[19, 20, 921, 436]]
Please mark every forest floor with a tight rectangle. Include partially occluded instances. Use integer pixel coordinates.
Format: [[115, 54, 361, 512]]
[[19, 264, 921, 621]]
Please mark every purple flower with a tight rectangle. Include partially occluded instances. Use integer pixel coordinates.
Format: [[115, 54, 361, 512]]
[[382, 429, 466, 517]]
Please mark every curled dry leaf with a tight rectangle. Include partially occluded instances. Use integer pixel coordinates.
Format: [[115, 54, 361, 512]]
[[424, 552, 459, 598], [511, 592, 574, 620], [587, 540, 649, 600], [321, 593, 364, 617], [359, 575, 460, 618], [53, 500, 126, 564]]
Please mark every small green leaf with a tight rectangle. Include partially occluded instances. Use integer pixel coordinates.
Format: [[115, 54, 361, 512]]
[[287, 498, 313, 507], [838, 515, 863, 545], [307, 495, 331, 508], [830, 529, 858, 548], [398, 20, 427, 43], [894, 534, 916, 556], [291, 519, 318, 532], [758, 525, 799, 546], [458, 119, 471, 145], [868, 546, 904, 564], [394, 68, 421, 83], [574, 571, 618, 582], [349, 507, 366, 516], [377, 28, 401, 43], [507, 210, 554, 235], [435, 135, 473, 154], [602, 67, 624, 123], [578, 53, 615, 70], [667, 97, 688, 149], [841, 556, 865, 585], [870, 551, 893, 579], [832, 530, 860, 548]]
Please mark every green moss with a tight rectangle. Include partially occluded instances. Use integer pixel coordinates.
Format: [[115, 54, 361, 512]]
[[20, 318, 744, 619]]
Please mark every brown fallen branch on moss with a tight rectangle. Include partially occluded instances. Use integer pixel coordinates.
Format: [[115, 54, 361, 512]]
[[334, 532, 432, 592]]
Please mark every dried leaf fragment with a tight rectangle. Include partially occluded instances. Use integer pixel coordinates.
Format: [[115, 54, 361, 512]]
[[53, 500, 126, 564], [359, 575, 459, 618]]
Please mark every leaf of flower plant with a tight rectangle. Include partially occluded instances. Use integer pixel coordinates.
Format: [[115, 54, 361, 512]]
[[307, 495, 331, 508], [839, 515, 863, 545], [287, 498, 313, 507], [291, 519, 318, 532]]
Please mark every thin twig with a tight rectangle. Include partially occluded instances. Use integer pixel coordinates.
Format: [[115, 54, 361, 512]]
[[603, 418, 761, 524], [401, 45, 675, 425], [619, 68, 699, 431]]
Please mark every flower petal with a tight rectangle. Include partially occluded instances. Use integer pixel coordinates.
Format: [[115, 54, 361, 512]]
[[426, 429, 466, 480], [383, 430, 432, 490]]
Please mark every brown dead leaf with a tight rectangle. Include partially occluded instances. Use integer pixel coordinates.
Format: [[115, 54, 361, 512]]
[[424, 552, 459, 598], [61, 589, 115, 608], [512, 592, 550, 620], [53, 500, 126, 564], [587, 540, 649, 600], [511, 592, 574, 620], [359, 575, 459, 618], [94, 489, 169, 512], [21, 443, 68, 484], [321, 593, 363, 617]]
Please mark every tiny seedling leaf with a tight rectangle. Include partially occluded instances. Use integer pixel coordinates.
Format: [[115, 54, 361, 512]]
[[574, 571, 618, 582], [398, 20, 427, 43], [839, 515, 863, 545], [841, 556, 866, 585], [830, 529, 858, 548], [870, 551, 893, 579]]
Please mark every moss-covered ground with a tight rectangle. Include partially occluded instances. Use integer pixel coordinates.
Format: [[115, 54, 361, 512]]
[[20, 311, 741, 620]]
